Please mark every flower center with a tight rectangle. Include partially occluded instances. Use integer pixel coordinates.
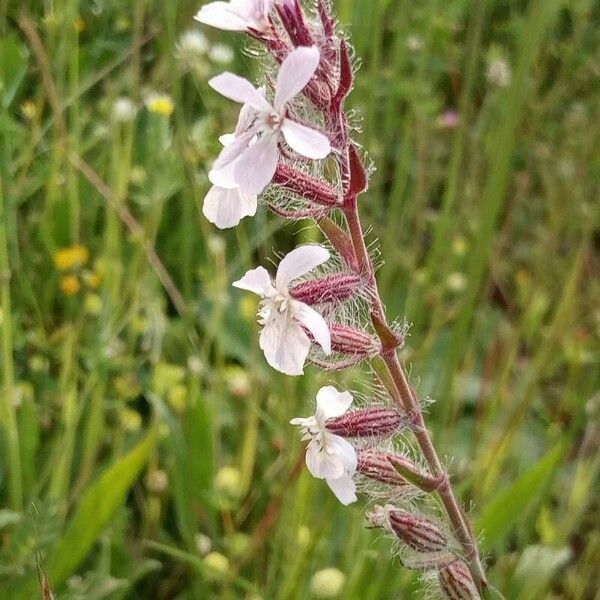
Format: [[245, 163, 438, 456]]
[[265, 111, 283, 130]]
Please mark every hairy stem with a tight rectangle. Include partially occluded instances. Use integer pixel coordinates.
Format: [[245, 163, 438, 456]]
[[341, 196, 487, 592]]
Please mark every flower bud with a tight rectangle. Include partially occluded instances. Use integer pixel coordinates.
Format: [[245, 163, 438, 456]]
[[329, 323, 379, 357], [275, 0, 313, 47], [388, 509, 448, 553], [356, 449, 411, 487], [438, 560, 481, 600], [273, 164, 339, 206], [326, 408, 403, 438], [290, 274, 363, 306]]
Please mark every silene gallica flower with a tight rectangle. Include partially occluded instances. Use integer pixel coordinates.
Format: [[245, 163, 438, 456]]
[[208, 45, 331, 197], [291, 386, 358, 505], [233, 245, 331, 375], [195, 0, 274, 33]]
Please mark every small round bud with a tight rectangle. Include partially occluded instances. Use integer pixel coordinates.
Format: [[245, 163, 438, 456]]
[[145, 469, 168, 495], [203, 552, 230, 582], [309, 568, 346, 598]]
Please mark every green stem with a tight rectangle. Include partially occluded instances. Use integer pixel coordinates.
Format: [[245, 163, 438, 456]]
[[0, 178, 23, 511]]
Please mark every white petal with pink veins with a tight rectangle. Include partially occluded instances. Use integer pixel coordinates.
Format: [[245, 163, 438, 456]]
[[281, 119, 331, 159], [209, 73, 273, 112], [273, 46, 321, 111]]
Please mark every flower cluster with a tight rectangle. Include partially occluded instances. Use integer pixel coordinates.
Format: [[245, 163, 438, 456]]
[[195, 1, 486, 597]]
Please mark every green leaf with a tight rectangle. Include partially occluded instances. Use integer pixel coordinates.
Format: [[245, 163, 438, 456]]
[[10, 425, 157, 598], [476, 442, 565, 548], [0, 35, 29, 109]]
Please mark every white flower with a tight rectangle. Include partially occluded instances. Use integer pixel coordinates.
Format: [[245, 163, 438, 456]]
[[208, 43, 234, 65], [112, 97, 137, 122], [208, 46, 331, 195], [203, 103, 259, 229], [232, 245, 332, 375], [291, 386, 357, 505], [195, 0, 274, 33]]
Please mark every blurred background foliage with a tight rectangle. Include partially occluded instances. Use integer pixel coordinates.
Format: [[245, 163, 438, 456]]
[[0, 0, 599, 598]]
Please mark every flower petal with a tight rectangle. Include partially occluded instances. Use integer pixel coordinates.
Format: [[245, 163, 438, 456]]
[[259, 316, 310, 375], [211, 129, 256, 179], [275, 245, 330, 289], [315, 386, 353, 420], [305, 441, 345, 480], [326, 474, 357, 505], [274, 46, 320, 111], [209, 73, 273, 112], [327, 434, 358, 473], [202, 185, 257, 229], [293, 301, 331, 354], [233, 135, 279, 195], [232, 266, 272, 295], [194, 2, 250, 31], [281, 119, 331, 159]]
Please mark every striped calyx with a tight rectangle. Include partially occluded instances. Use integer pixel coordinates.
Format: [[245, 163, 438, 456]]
[[438, 560, 481, 600], [388, 509, 449, 553], [356, 449, 412, 487], [326, 408, 403, 438], [290, 273, 363, 306]]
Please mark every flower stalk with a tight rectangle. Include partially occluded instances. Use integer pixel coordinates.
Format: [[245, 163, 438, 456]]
[[194, 1, 488, 596]]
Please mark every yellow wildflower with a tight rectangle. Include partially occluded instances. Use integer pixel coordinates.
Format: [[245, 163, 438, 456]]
[[60, 275, 80, 296], [146, 94, 174, 117], [54, 245, 89, 271]]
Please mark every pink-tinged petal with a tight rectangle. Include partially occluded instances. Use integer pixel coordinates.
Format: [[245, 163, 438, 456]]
[[219, 133, 236, 146], [316, 386, 353, 420], [232, 266, 272, 295], [194, 3, 250, 31], [274, 46, 320, 111], [275, 244, 330, 289], [293, 301, 331, 354], [234, 102, 258, 135], [233, 135, 279, 195], [202, 185, 257, 229], [281, 119, 331, 159], [326, 474, 357, 505], [209, 73, 273, 112], [212, 129, 255, 173], [327, 434, 358, 473]]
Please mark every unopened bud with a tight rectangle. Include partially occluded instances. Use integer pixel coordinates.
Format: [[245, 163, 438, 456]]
[[438, 561, 481, 600], [327, 408, 403, 438], [356, 449, 411, 487], [273, 164, 339, 206], [275, 0, 313, 47], [290, 273, 362, 306], [388, 509, 448, 553]]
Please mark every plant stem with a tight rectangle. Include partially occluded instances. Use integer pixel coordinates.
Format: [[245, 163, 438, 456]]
[[342, 194, 487, 592], [0, 178, 23, 511]]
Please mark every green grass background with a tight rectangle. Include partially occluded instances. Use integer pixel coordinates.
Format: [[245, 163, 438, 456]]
[[1, 0, 599, 598]]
